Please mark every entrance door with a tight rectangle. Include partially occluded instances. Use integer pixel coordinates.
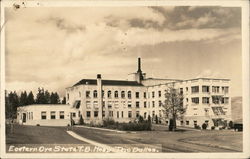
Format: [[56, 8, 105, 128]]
[[22, 113, 26, 123]]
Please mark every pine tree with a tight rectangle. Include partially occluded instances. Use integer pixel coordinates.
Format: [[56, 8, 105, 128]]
[[20, 91, 28, 106], [27, 91, 35, 105], [36, 88, 45, 104], [44, 90, 50, 104]]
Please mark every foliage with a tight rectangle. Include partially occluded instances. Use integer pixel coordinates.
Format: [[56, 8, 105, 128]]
[[62, 97, 66, 104], [202, 123, 207, 130], [194, 125, 201, 129], [27, 91, 35, 105], [229, 121, 234, 129], [155, 115, 159, 124], [79, 115, 84, 125], [211, 126, 215, 130], [5, 91, 19, 119], [169, 119, 176, 131], [163, 84, 186, 131], [50, 92, 60, 104]]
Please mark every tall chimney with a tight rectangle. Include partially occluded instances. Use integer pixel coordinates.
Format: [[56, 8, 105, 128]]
[[137, 57, 141, 72]]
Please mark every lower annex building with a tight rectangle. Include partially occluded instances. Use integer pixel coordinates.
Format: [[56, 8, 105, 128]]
[[17, 58, 231, 129]]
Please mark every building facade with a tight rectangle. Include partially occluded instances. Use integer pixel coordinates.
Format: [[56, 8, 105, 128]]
[[65, 58, 231, 128], [17, 58, 231, 128]]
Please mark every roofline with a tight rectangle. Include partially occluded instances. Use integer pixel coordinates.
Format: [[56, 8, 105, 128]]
[[184, 78, 230, 81]]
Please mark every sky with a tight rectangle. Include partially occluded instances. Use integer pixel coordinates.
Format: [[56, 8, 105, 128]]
[[5, 6, 242, 97]]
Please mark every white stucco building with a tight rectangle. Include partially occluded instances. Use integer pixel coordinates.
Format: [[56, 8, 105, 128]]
[[17, 58, 231, 128]]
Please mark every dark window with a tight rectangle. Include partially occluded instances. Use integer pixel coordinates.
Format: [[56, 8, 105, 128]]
[[109, 111, 113, 117], [192, 97, 199, 104], [136, 101, 140, 108], [86, 91, 90, 98], [121, 91, 125, 98], [121, 111, 124, 118], [144, 101, 147, 108], [128, 101, 132, 108], [136, 92, 139, 98], [202, 86, 210, 93], [202, 97, 210, 104], [152, 101, 155, 107], [136, 111, 140, 118], [180, 88, 183, 94], [93, 90, 98, 98], [41, 111, 46, 120], [115, 91, 118, 98], [94, 111, 98, 117], [158, 100, 162, 107], [144, 92, 147, 98], [117, 111, 119, 118], [50, 111, 56, 119], [212, 86, 220, 93], [158, 91, 161, 97], [108, 90, 112, 98], [128, 111, 132, 118], [128, 91, 131, 99], [59, 111, 64, 119], [67, 93, 69, 100], [102, 111, 105, 117], [86, 111, 91, 118], [191, 86, 199, 93], [186, 121, 189, 125], [152, 92, 155, 98], [102, 90, 104, 98]]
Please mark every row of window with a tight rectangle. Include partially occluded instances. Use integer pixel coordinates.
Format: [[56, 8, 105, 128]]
[[190, 86, 229, 93], [40, 111, 79, 120], [85, 100, 163, 109], [86, 110, 162, 119], [191, 97, 229, 104]]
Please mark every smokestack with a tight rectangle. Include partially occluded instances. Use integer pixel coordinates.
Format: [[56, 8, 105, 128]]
[[137, 57, 141, 72]]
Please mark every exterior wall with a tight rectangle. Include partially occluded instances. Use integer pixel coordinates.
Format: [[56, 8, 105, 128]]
[[17, 105, 79, 126], [64, 78, 231, 128]]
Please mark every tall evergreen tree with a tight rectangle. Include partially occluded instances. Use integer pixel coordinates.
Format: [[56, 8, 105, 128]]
[[36, 88, 45, 104], [27, 91, 35, 105], [19, 91, 28, 106], [44, 90, 50, 104]]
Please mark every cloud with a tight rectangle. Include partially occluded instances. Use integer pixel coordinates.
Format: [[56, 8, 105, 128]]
[[195, 69, 223, 78]]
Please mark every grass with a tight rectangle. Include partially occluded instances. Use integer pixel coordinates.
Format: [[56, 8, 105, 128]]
[[6, 124, 85, 144]]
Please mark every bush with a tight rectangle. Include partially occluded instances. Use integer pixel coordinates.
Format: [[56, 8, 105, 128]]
[[202, 123, 207, 130], [36, 124, 40, 126], [211, 126, 215, 130], [79, 115, 84, 125], [229, 121, 234, 129], [194, 125, 201, 129]]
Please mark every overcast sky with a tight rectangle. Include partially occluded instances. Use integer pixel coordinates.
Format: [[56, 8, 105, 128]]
[[5, 6, 242, 97]]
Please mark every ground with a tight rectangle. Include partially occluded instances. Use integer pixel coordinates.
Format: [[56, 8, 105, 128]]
[[6, 124, 242, 153]]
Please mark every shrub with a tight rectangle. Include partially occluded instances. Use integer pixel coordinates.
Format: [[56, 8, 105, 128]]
[[79, 115, 84, 125], [202, 123, 207, 130], [229, 121, 234, 129], [36, 124, 40, 126], [211, 126, 215, 130], [194, 125, 201, 129]]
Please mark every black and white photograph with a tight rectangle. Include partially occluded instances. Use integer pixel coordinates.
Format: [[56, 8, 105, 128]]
[[0, 0, 249, 158]]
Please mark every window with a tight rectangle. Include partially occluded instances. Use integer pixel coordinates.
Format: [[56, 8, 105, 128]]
[[121, 111, 124, 118], [158, 100, 162, 107], [93, 90, 98, 98], [222, 97, 229, 104], [222, 87, 229, 93], [191, 86, 199, 93], [212, 96, 221, 104], [202, 86, 210, 93], [152, 101, 155, 107], [191, 97, 199, 104], [67, 93, 69, 100], [128, 111, 132, 118], [194, 120, 197, 126], [152, 111, 155, 118], [128, 91, 131, 99], [50, 111, 56, 119], [86, 111, 91, 118], [186, 121, 189, 125], [212, 86, 220, 93], [94, 111, 98, 117], [114, 101, 119, 108], [41, 112, 46, 120], [144, 112, 147, 119], [108, 101, 112, 108], [115, 91, 118, 98], [158, 91, 161, 97], [93, 101, 98, 108], [186, 87, 188, 92], [128, 101, 132, 108], [102, 101, 105, 108], [86, 101, 91, 109], [186, 98, 189, 102], [136, 111, 140, 118], [121, 91, 125, 98], [202, 97, 210, 104], [71, 112, 76, 118], [59, 111, 64, 119], [152, 92, 155, 98], [109, 111, 113, 117], [144, 101, 147, 108], [86, 91, 90, 98], [108, 90, 112, 98], [180, 88, 183, 94], [31, 112, 33, 120], [117, 111, 119, 118], [136, 92, 140, 98], [136, 101, 140, 108], [144, 92, 147, 98], [102, 111, 105, 117], [102, 90, 105, 98]]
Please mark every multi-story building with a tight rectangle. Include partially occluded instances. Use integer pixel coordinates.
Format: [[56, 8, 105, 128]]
[[65, 58, 231, 128]]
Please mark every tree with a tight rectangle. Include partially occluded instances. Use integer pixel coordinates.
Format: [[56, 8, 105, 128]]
[[155, 115, 159, 124], [36, 88, 45, 104], [62, 97, 66, 104], [50, 92, 60, 104], [19, 91, 28, 106], [44, 90, 50, 104], [163, 84, 186, 131], [27, 91, 35, 105]]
